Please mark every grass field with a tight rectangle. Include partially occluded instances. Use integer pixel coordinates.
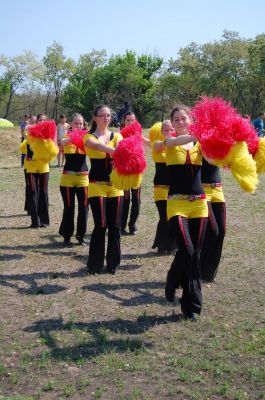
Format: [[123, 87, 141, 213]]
[[0, 127, 264, 400]]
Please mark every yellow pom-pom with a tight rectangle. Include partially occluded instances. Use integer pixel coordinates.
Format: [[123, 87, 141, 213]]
[[214, 142, 258, 193], [254, 138, 265, 174], [20, 139, 27, 155], [28, 137, 58, 163], [110, 169, 142, 190], [149, 122, 163, 143]]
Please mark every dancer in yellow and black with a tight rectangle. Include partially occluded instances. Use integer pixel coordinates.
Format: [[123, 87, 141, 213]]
[[149, 120, 178, 254], [84, 105, 124, 274], [200, 160, 226, 282], [164, 105, 208, 321], [59, 113, 89, 247], [120, 111, 142, 235], [20, 113, 52, 228]]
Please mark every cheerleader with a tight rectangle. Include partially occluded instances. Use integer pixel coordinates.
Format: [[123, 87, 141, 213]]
[[200, 160, 226, 282], [164, 105, 208, 321], [120, 111, 142, 235], [59, 113, 89, 247], [23, 113, 51, 228], [84, 105, 124, 274], [150, 120, 178, 254]]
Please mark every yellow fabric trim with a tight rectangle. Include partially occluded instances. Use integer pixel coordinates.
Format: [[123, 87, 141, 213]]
[[60, 174, 89, 188], [167, 198, 208, 220], [88, 182, 123, 198], [203, 186, 225, 203], [154, 186, 169, 201]]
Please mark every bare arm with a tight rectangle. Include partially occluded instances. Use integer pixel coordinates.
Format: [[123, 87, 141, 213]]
[[85, 137, 115, 155], [164, 135, 196, 148], [153, 141, 165, 153], [60, 136, 71, 146], [142, 135, 150, 146]]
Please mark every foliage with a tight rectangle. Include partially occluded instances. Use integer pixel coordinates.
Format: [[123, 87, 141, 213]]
[[42, 41, 75, 119], [2, 32, 265, 125], [0, 51, 42, 118], [62, 50, 163, 125]]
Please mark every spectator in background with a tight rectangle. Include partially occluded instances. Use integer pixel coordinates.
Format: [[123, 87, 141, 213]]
[[252, 112, 265, 137], [29, 115, 37, 126], [57, 114, 70, 167], [20, 115, 30, 167]]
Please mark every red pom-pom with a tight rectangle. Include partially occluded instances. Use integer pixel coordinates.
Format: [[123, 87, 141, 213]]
[[67, 129, 86, 152], [28, 120, 57, 141], [112, 136, 147, 175], [190, 97, 260, 160], [231, 116, 259, 155], [190, 97, 236, 160], [120, 121, 142, 139]]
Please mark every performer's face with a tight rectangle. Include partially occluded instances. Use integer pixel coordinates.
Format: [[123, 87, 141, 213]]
[[124, 114, 136, 126], [172, 110, 191, 136], [37, 115, 47, 124], [71, 117, 84, 130], [94, 107, 112, 128], [162, 121, 175, 137]]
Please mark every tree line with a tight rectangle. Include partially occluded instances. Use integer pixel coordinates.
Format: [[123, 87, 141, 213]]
[[1, 30, 265, 126]]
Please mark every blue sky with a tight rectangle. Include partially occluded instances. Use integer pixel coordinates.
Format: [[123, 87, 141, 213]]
[[1, 0, 265, 61]]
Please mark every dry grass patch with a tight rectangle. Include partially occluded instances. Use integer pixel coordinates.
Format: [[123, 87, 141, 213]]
[[0, 128, 264, 399]]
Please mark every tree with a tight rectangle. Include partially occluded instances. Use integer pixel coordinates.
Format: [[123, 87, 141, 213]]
[[247, 34, 265, 115], [42, 42, 75, 120], [63, 50, 163, 125], [166, 31, 250, 113], [0, 51, 41, 118], [62, 49, 107, 121]]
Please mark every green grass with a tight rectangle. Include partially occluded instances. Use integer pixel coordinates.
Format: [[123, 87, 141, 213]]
[[0, 131, 265, 399]]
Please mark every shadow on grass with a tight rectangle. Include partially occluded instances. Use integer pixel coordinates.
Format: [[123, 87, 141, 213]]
[[0, 233, 91, 251], [23, 313, 182, 361], [121, 251, 158, 260], [118, 263, 142, 271], [82, 281, 167, 306], [0, 213, 29, 218], [0, 226, 35, 230], [0, 268, 87, 295], [0, 254, 25, 261]]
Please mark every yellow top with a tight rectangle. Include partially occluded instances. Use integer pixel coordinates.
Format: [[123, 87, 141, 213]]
[[63, 135, 86, 155], [20, 139, 49, 173], [83, 132, 122, 159], [151, 141, 166, 163], [165, 143, 202, 166]]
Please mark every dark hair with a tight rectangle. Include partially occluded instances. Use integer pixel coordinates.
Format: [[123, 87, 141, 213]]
[[169, 104, 191, 122], [60, 114, 66, 119], [120, 110, 136, 128], [259, 112, 265, 116], [24, 114, 30, 119], [89, 105, 111, 133], [36, 113, 47, 122]]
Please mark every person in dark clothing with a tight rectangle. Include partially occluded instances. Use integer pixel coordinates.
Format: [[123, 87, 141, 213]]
[[164, 105, 208, 321], [59, 113, 89, 247], [200, 159, 226, 282], [84, 105, 124, 274]]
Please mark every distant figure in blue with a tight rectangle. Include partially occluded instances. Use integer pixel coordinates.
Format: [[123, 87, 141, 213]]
[[252, 112, 265, 137]]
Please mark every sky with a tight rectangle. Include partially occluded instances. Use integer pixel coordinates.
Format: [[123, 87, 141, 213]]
[[1, 0, 265, 61]]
